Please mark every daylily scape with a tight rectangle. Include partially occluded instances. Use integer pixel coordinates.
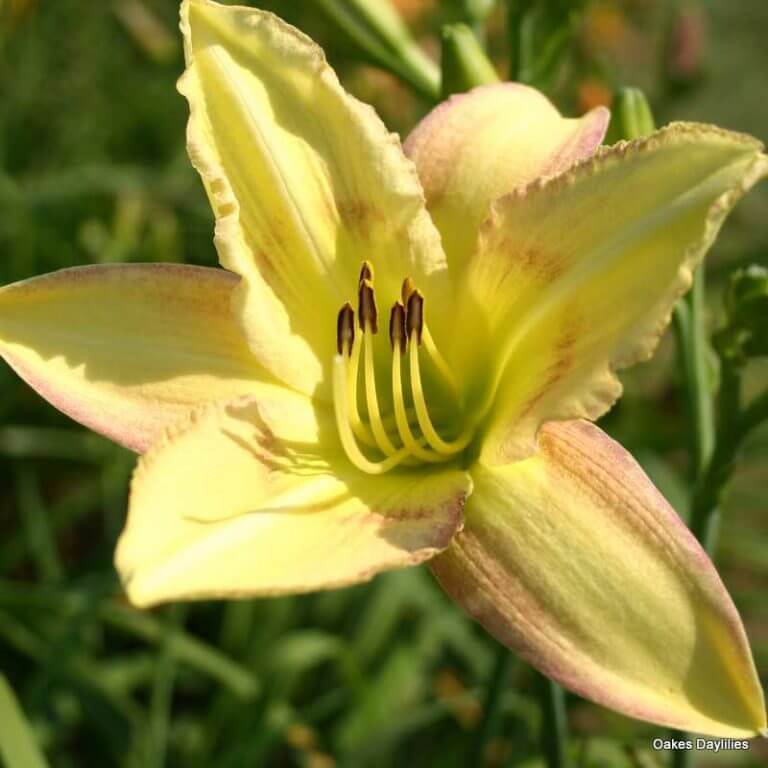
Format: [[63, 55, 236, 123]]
[[1, 0, 766, 739]]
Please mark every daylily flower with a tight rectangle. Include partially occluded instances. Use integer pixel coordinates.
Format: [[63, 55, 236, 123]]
[[0, 0, 766, 738]]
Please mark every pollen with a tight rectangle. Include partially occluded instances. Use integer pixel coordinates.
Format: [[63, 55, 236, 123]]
[[332, 263, 473, 474]]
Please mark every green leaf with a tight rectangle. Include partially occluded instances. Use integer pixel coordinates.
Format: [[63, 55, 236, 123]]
[[0, 674, 50, 768], [508, 0, 586, 88], [308, 0, 439, 99]]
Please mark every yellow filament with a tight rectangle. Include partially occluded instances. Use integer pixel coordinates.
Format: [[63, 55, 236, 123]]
[[363, 327, 399, 457], [391, 349, 447, 463], [346, 331, 419, 459], [409, 333, 474, 456], [422, 325, 459, 394], [333, 356, 410, 475], [346, 333, 377, 447]]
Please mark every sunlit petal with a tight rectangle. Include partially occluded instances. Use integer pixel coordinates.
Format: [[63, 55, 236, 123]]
[[180, 0, 449, 398], [0, 263, 276, 452], [432, 421, 766, 738], [470, 123, 768, 463], [117, 388, 471, 606]]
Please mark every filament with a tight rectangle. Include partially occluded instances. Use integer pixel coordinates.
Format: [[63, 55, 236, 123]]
[[333, 356, 410, 474], [363, 326, 399, 457], [346, 332, 377, 447], [409, 332, 474, 455], [422, 325, 459, 395], [391, 349, 447, 463]]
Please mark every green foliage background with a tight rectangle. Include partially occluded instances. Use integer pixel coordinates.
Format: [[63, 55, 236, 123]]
[[0, 1, 765, 766]]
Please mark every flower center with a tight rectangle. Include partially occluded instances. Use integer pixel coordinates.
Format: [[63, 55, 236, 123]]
[[333, 262, 474, 474]]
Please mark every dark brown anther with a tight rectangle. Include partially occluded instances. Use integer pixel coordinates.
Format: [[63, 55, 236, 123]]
[[359, 261, 374, 285], [389, 302, 407, 354], [405, 289, 424, 344], [401, 276, 415, 304], [358, 279, 378, 333], [336, 302, 355, 356]]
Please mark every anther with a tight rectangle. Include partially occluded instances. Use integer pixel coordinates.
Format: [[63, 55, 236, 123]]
[[336, 302, 355, 356], [401, 277, 415, 304], [389, 302, 407, 354], [358, 278, 378, 333], [359, 261, 374, 284], [405, 290, 424, 344]]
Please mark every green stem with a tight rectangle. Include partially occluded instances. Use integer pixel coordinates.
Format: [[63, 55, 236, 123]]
[[506, 0, 532, 81], [687, 360, 738, 550], [535, 670, 570, 768], [467, 644, 515, 765], [669, 267, 715, 768], [673, 266, 716, 478], [440, 23, 499, 98], [670, 743, 690, 768]]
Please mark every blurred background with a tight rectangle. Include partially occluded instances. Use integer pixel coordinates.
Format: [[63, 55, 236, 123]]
[[0, 1, 766, 766]]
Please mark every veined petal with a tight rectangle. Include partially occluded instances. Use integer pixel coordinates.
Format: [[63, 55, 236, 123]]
[[432, 421, 766, 738], [180, 0, 449, 398], [116, 388, 470, 606], [0, 263, 276, 453], [472, 123, 768, 463], [404, 83, 609, 269]]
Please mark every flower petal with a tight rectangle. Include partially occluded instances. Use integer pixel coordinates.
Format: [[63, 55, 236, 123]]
[[404, 83, 609, 269], [0, 263, 277, 452], [116, 388, 470, 606], [432, 421, 766, 737], [472, 123, 768, 463], [180, 0, 449, 398]]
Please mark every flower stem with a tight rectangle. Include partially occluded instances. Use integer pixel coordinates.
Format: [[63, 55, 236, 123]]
[[669, 263, 716, 768], [673, 266, 715, 478], [535, 669, 570, 768]]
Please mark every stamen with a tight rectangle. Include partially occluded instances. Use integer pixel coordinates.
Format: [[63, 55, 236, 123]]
[[405, 285, 458, 393], [333, 267, 474, 473], [358, 279, 378, 334], [422, 326, 459, 394], [346, 331, 377, 447], [359, 261, 374, 284], [347, 329, 417, 452], [364, 327, 399, 456], [409, 329, 473, 456], [390, 309, 447, 463], [405, 290, 424, 344], [401, 276, 416, 304], [333, 356, 410, 475], [389, 301, 407, 354], [336, 303, 355, 356], [356, 276, 398, 456]]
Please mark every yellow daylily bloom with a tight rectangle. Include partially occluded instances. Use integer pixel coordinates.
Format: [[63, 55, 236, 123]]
[[0, 0, 766, 738]]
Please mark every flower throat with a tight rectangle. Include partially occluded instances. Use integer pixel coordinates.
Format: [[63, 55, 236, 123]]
[[333, 262, 473, 475]]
